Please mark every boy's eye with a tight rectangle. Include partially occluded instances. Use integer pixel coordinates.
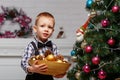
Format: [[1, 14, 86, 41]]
[[48, 26, 53, 29], [40, 25, 44, 27]]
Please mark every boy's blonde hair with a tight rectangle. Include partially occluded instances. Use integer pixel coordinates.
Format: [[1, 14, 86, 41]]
[[35, 12, 55, 26]]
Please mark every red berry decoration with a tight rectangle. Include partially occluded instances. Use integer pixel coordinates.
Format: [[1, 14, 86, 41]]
[[112, 5, 119, 13], [83, 64, 91, 73], [107, 38, 115, 46], [85, 45, 92, 53], [101, 19, 109, 27], [92, 56, 100, 65], [98, 70, 106, 79]]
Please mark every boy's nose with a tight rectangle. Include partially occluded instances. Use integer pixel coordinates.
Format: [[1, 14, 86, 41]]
[[44, 27, 49, 31]]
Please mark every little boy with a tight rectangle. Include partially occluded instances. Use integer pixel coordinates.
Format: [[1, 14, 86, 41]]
[[21, 12, 65, 80]]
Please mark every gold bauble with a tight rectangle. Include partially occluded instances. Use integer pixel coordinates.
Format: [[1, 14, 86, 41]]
[[90, 76, 96, 80], [46, 54, 56, 61], [90, 9, 97, 18], [81, 40, 87, 49], [35, 55, 43, 60], [31, 56, 36, 61], [75, 70, 81, 80], [56, 59, 63, 63]]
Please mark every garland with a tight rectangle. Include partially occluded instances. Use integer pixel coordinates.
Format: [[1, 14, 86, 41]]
[[0, 6, 32, 38]]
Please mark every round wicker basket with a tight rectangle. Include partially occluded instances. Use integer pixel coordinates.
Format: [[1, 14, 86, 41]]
[[29, 59, 71, 76]]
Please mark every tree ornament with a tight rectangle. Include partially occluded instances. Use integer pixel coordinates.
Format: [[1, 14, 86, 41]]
[[112, 5, 119, 13], [90, 76, 96, 80], [70, 50, 76, 56], [92, 56, 100, 65], [101, 19, 109, 27], [86, 0, 93, 9], [71, 55, 77, 62], [76, 17, 91, 42], [83, 64, 91, 73], [75, 70, 81, 80], [81, 40, 87, 49], [85, 45, 92, 53], [90, 9, 97, 18], [107, 38, 115, 46], [76, 28, 84, 42], [98, 69, 106, 79]]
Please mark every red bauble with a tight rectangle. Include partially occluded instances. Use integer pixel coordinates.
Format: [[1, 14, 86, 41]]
[[112, 5, 119, 13], [98, 70, 106, 79], [107, 38, 115, 46], [85, 45, 92, 53], [92, 56, 100, 65], [101, 19, 109, 27], [83, 64, 90, 73]]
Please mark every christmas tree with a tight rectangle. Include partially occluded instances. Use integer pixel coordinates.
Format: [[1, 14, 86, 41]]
[[67, 0, 120, 80]]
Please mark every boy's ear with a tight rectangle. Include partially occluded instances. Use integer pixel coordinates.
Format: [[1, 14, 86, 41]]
[[32, 25, 37, 33]]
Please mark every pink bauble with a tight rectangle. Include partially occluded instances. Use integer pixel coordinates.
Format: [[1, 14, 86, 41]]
[[98, 70, 106, 79], [85, 45, 92, 53], [107, 38, 115, 46], [92, 56, 100, 65], [112, 5, 119, 13], [83, 64, 90, 73], [101, 19, 109, 27]]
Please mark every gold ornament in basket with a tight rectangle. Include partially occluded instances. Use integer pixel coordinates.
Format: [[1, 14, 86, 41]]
[[28, 52, 71, 76]]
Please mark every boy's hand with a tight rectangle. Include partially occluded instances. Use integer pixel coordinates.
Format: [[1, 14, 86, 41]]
[[28, 60, 48, 73]]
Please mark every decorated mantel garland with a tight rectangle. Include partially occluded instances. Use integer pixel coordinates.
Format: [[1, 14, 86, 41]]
[[0, 6, 32, 38]]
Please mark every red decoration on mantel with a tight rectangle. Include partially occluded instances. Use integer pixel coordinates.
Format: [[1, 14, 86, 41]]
[[0, 6, 32, 38]]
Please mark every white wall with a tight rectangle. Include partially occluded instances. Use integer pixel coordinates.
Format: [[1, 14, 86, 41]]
[[0, 0, 88, 80], [0, 0, 88, 41]]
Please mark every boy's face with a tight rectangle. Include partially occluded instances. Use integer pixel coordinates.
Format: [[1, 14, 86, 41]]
[[33, 16, 54, 42]]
